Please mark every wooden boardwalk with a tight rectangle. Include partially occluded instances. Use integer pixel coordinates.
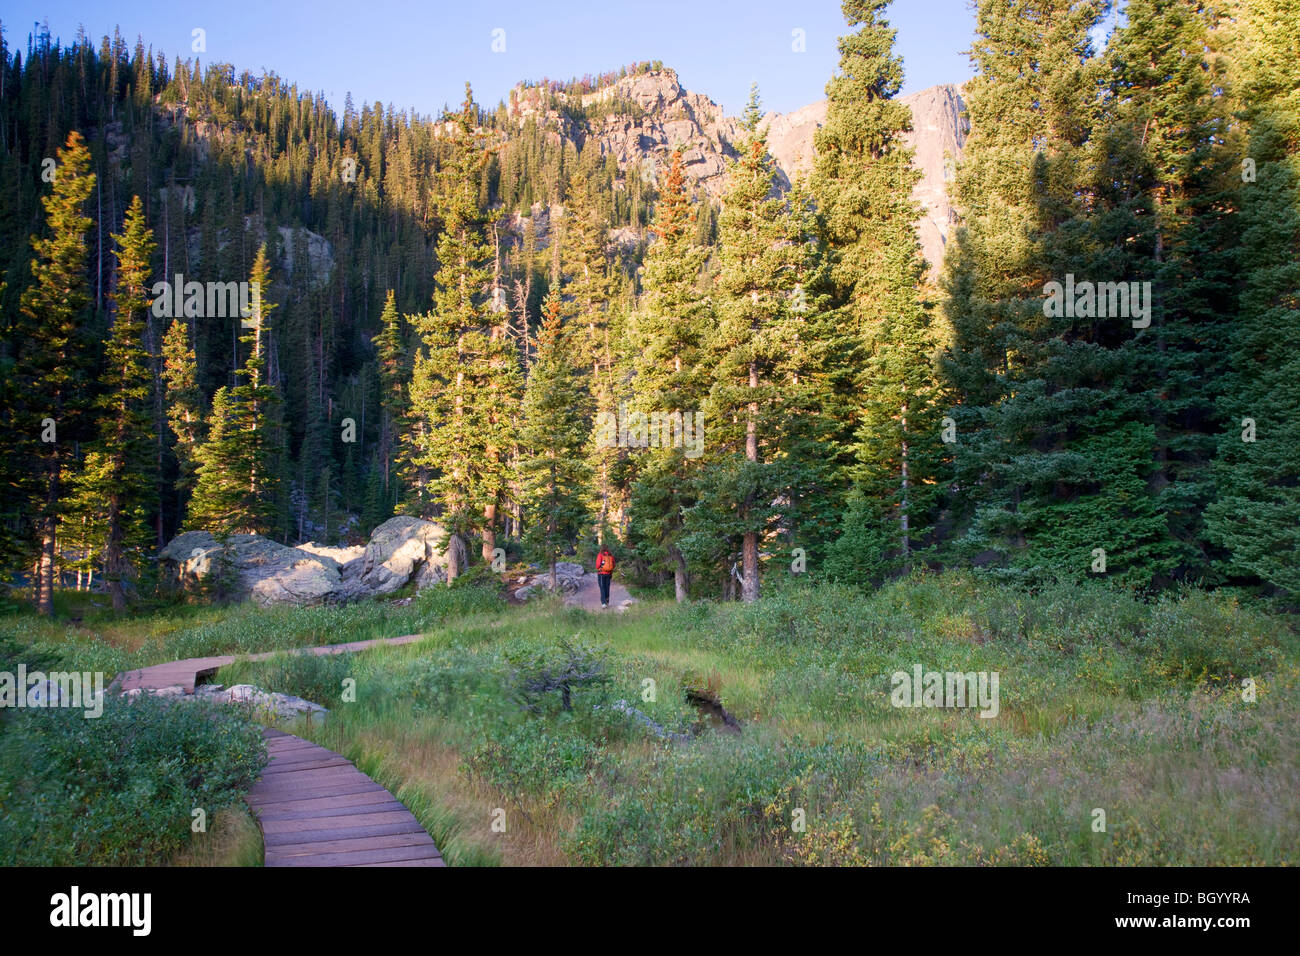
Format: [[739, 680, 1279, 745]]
[[114, 633, 424, 693], [111, 633, 443, 867], [247, 728, 444, 867]]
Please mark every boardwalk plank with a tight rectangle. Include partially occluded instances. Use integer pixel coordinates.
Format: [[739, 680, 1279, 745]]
[[261, 754, 352, 773], [264, 821, 430, 846], [267, 831, 437, 857], [364, 858, 447, 867], [246, 781, 387, 806], [252, 792, 401, 819], [115, 638, 441, 868], [267, 844, 443, 867], [260, 810, 419, 835]]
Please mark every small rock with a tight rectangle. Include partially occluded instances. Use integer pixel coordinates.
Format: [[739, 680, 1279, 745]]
[[224, 684, 329, 722], [555, 561, 585, 580]]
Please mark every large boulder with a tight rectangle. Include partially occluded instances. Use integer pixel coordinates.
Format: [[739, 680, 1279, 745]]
[[160, 517, 454, 606], [297, 541, 365, 564], [344, 516, 449, 599], [159, 531, 342, 607]]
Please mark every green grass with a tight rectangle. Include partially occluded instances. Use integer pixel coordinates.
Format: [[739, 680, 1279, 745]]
[[209, 571, 1299, 866], [4, 571, 1295, 865], [0, 577, 506, 678]]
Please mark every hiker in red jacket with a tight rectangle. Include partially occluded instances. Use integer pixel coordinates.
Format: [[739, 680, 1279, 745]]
[[595, 547, 615, 608]]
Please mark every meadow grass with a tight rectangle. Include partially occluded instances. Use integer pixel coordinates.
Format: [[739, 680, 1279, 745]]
[[167, 805, 264, 867], [0, 578, 504, 678], [211, 571, 1299, 866]]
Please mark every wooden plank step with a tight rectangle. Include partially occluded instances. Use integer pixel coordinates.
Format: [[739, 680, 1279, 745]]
[[246, 780, 387, 806], [251, 765, 365, 785], [265, 822, 432, 848], [266, 844, 443, 867], [261, 754, 352, 773], [252, 791, 402, 820], [266, 832, 437, 860], [362, 858, 447, 867], [260, 810, 420, 835]]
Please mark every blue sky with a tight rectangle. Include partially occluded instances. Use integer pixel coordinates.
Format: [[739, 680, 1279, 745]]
[[2, 0, 978, 117]]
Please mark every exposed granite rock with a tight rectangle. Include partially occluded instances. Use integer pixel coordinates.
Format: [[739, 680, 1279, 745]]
[[159, 517, 450, 606], [510, 560, 586, 599], [507, 71, 969, 279], [126, 681, 329, 723], [344, 515, 449, 599], [159, 531, 342, 607]]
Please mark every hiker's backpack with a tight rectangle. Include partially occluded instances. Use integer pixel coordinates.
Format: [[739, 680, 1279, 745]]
[[597, 552, 615, 574]]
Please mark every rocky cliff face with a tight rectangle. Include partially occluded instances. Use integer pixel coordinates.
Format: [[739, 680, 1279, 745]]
[[510, 70, 744, 199], [512, 70, 969, 277], [762, 84, 969, 278]]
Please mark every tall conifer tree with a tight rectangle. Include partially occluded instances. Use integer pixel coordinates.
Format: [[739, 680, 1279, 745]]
[[691, 88, 808, 602], [162, 317, 204, 517], [521, 292, 592, 588], [17, 131, 96, 614], [188, 245, 286, 535], [810, 0, 947, 582], [628, 148, 710, 600], [86, 195, 156, 610], [1205, 0, 1300, 597], [406, 86, 521, 572]]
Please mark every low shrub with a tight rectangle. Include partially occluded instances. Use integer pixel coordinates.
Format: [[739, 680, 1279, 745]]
[[0, 694, 266, 865]]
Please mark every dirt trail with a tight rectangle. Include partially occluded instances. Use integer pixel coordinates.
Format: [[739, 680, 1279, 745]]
[[565, 571, 635, 612]]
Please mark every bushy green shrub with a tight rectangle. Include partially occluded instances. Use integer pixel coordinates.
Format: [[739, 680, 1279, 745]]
[[507, 640, 611, 714], [467, 718, 607, 804], [1138, 590, 1284, 683], [565, 733, 876, 865], [0, 694, 266, 865], [0, 633, 66, 671]]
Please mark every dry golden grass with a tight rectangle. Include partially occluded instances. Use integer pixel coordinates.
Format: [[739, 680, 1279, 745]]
[[167, 805, 263, 867]]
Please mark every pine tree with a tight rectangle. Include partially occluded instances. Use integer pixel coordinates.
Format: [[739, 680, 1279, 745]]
[[188, 245, 286, 535], [940, 0, 1176, 588], [1204, 0, 1300, 598], [16, 130, 96, 615], [187, 386, 245, 534], [520, 292, 592, 589], [811, 0, 947, 583], [91, 195, 157, 610], [62, 451, 114, 591], [162, 317, 204, 516], [691, 87, 810, 602], [372, 288, 408, 516], [559, 150, 623, 546], [405, 86, 521, 573], [628, 147, 710, 600], [1106, 0, 1239, 582]]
